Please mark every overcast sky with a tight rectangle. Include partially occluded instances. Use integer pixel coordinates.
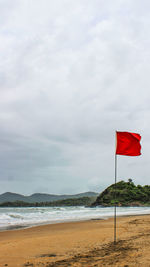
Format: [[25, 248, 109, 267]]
[[0, 0, 149, 195]]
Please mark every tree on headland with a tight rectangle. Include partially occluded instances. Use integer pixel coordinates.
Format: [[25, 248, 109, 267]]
[[91, 180, 150, 207]]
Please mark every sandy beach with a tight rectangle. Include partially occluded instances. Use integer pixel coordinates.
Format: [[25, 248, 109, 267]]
[[0, 215, 150, 266]]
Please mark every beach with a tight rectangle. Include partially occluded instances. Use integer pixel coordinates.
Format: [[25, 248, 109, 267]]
[[0, 215, 150, 266]]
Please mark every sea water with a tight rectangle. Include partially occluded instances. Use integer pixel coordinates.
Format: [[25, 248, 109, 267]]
[[0, 206, 150, 231]]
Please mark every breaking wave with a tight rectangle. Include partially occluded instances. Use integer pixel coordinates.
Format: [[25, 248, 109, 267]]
[[0, 206, 150, 231]]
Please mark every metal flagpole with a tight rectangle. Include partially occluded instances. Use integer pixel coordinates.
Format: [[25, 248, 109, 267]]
[[114, 153, 117, 244]]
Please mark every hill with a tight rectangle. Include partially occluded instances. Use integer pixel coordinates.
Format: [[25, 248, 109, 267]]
[[91, 180, 150, 207], [0, 191, 98, 204]]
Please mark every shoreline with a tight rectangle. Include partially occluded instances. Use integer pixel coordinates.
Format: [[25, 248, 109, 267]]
[[1, 214, 150, 266], [1, 210, 150, 233]]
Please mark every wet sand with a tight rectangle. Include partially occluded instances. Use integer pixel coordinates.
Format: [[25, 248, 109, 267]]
[[0, 215, 150, 266]]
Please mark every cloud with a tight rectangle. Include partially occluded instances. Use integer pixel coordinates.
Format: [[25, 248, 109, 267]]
[[0, 0, 149, 194]]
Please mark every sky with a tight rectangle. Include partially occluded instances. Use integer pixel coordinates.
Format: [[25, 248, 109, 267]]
[[0, 0, 150, 195]]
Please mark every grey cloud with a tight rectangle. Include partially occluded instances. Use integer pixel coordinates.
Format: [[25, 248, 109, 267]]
[[0, 0, 149, 194]]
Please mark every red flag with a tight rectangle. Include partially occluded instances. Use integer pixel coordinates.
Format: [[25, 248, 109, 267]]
[[116, 131, 141, 156]]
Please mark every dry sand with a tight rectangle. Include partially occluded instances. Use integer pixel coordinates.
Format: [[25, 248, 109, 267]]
[[0, 215, 150, 266]]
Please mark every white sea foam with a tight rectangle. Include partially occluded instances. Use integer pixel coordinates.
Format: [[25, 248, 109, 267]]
[[0, 206, 150, 231]]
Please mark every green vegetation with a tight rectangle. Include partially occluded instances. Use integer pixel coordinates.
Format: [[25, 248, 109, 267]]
[[2, 180, 150, 207], [0, 196, 96, 207], [92, 179, 150, 207]]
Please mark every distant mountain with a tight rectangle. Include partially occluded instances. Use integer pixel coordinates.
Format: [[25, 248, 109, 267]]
[[0, 191, 98, 204], [0, 192, 27, 203]]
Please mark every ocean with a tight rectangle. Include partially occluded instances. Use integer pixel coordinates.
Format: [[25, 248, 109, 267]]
[[0, 206, 150, 231]]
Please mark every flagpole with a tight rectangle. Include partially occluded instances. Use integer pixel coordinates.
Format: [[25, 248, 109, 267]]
[[114, 132, 117, 244], [114, 153, 117, 244]]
